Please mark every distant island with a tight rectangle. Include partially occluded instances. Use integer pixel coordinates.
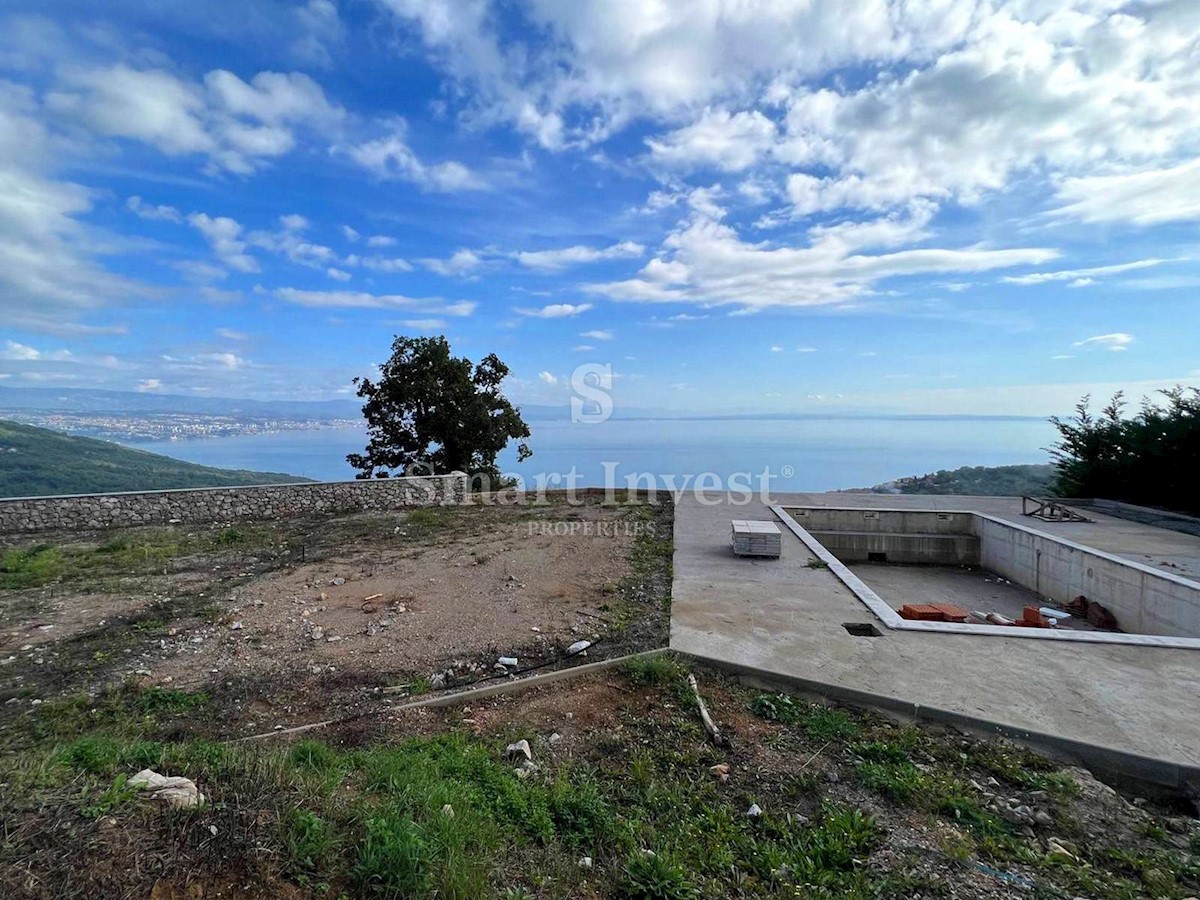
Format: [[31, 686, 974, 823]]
[[0, 420, 310, 498], [851, 463, 1057, 496]]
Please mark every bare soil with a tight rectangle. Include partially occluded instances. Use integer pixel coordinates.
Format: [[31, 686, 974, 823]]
[[0, 496, 673, 737]]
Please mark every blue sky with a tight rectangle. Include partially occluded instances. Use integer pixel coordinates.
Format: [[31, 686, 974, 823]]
[[0, 0, 1197, 416]]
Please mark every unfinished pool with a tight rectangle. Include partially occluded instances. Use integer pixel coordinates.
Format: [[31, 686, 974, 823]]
[[772, 505, 1200, 649]]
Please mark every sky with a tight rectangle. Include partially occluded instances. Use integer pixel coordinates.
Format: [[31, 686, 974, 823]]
[[0, 0, 1198, 417]]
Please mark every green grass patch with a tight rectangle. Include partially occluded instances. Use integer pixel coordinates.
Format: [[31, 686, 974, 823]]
[[750, 693, 862, 742], [1, 545, 63, 588]]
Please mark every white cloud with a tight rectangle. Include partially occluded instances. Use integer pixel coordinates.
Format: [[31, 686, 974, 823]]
[[647, 108, 777, 172], [514, 303, 593, 318], [400, 318, 446, 330], [188, 212, 259, 273], [341, 225, 360, 242], [126, 195, 182, 223], [770, 345, 783, 352], [274, 287, 476, 316], [513, 241, 644, 271], [136, 378, 163, 392], [2, 340, 45, 360], [327, 267, 352, 281], [580, 329, 613, 340], [367, 235, 397, 248], [1073, 333, 1133, 352], [344, 119, 484, 191], [216, 328, 249, 341], [48, 65, 344, 174], [421, 248, 483, 277], [292, 0, 344, 68], [590, 206, 1057, 312], [1004, 259, 1167, 286], [1051, 160, 1200, 226], [538, 370, 558, 385]]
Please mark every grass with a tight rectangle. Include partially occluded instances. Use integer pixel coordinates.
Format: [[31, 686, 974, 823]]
[[3, 656, 1197, 898]]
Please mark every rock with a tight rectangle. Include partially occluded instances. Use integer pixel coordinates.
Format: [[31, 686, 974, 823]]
[[1034, 809, 1054, 827], [566, 640, 592, 656], [230, 621, 243, 630], [826, 771, 840, 784], [710, 763, 730, 783], [430, 673, 447, 690], [1166, 816, 1190, 834], [310, 626, 324, 641], [129, 769, 204, 808], [505, 739, 533, 763], [330, 577, 345, 586], [441, 804, 455, 818], [547, 732, 562, 746], [578, 856, 593, 869], [746, 803, 763, 817], [498, 656, 518, 667]]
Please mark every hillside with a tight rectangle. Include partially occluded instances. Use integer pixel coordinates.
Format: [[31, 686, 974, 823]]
[[0, 420, 310, 498], [855, 463, 1057, 496]]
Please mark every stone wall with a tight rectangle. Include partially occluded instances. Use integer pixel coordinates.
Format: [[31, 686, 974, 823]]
[[0, 474, 469, 534]]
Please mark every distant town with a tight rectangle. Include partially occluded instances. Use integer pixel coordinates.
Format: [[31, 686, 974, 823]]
[[0, 412, 360, 442]]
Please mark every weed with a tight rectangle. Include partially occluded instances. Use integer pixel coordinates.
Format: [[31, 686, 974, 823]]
[[749, 694, 861, 742], [623, 655, 684, 688], [855, 760, 926, 804], [216, 527, 247, 545], [353, 810, 430, 897], [616, 850, 700, 900], [406, 507, 448, 529], [282, 808, 335, 876], [805, 558, 830, 569], [81, 774, 138, 818], [1, 545, 62, 588], [288, 739, 343, 774], [135, 687, 208, 715], [548, 772, 615, 849]]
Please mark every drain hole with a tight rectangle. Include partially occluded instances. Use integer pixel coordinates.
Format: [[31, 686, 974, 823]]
[[866, 551, 888, 562], [843, 622, 882, 637]]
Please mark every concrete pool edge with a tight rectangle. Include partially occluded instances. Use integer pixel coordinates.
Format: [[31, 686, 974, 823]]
[[770, 504, 1200, 651]]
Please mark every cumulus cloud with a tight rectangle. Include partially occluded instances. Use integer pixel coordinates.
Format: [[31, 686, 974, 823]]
[[589, 205, 1056, 312], [47, 65, 344, 174], [420, 249, 484, 277], [126, 196, 182, 223], [188, 212, 259, 273], [537, 370, 557, 385], [344, 118, 484, 191]]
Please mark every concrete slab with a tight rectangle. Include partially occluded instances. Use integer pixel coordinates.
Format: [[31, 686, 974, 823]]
[[669, 492, 1200, 781]]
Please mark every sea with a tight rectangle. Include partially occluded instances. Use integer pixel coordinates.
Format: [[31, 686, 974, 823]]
[[121, 416, 1059, 494]]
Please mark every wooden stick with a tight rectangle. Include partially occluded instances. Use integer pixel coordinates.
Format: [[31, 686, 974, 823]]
[[687, 673, 723, 746]]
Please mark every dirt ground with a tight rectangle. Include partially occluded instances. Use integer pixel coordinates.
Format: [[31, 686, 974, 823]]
[[0, 495, 673, 736]]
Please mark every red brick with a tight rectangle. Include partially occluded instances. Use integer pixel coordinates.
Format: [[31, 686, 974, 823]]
[[900, 604, 946, 621], [931, 603, 969, 622]]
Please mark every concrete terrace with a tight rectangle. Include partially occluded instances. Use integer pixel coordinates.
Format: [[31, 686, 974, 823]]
[[669, 492, 1200, 783]]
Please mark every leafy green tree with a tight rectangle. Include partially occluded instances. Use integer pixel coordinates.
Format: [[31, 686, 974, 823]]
[[1049, 387, 1200, 514], [347, 335, 532, 481]]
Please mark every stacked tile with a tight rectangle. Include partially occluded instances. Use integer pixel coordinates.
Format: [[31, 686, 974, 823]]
[[731, 520, 782, 558]]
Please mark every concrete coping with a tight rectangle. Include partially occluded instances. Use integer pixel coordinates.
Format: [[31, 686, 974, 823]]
[[771, 504, 1200, 651]]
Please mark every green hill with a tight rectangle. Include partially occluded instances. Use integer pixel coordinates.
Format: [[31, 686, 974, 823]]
[[856, 463, 1057, 496], [0, 420, 311, 498]]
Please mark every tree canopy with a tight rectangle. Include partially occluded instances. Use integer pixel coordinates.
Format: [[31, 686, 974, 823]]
[[1049, 387, 1200, 515], [347, 336, 531, 481]]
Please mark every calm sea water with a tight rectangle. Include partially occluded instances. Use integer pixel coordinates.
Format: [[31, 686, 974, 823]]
[[121, 416, 1058, 493]]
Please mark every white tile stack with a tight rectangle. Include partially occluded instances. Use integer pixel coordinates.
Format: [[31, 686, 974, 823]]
[[730, 519, 782, 558]]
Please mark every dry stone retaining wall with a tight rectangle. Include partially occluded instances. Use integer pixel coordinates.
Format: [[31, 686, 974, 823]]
[[0, 475, 469, 534]]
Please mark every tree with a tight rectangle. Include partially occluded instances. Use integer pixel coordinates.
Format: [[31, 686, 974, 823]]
[[347, 335, 532, 481], [1049, 387, 1200, 514]]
